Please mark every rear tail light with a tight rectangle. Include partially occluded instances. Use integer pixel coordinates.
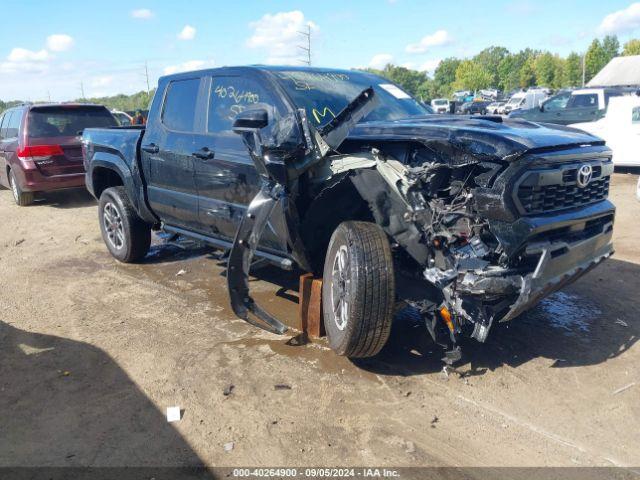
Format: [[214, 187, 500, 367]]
[[17, 145, 64, 165]]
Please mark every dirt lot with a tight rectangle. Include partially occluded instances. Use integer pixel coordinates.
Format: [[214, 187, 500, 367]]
[[0, 172, 639, 470]]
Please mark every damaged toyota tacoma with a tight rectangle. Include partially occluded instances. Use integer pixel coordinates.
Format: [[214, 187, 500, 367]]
[[82, 67, 615, 362]]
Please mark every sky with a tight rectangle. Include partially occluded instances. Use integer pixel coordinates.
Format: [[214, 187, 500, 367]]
[[2, 0, 640, 101]]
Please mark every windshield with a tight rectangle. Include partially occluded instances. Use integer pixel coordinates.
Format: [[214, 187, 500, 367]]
[[28, 106, 117, 138], [433, 99, 448, 106], [507, 96, 524, 106], [273, 70, 428, 128]]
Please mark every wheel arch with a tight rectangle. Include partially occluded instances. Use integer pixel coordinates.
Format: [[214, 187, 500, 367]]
[[299, 173, 375, 273], [91, 165, 125, 199]]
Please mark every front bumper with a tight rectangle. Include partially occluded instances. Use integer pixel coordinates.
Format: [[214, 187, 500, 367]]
[[499, 217, 614, 321], [448, 200, 615, 332]]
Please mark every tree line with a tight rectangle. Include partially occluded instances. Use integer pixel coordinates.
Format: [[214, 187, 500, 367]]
[[366, 35, 640, 101], [0, 90, 155, 114]]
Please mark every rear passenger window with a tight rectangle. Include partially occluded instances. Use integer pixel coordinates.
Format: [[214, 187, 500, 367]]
[[5, 110, 21, 139], [568, 94, 598, 108], [28, 106, 117, 138], [208, 76, 277, 133], [162, 78, 200, 132]]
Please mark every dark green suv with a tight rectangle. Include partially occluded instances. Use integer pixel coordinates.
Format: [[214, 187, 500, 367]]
[[509, 88, 629, 125]]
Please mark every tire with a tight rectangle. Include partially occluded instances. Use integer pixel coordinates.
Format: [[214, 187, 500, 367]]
[[322, 221, 395, 358], [98, 186, 151, 263], [8, 169, 34, 206]]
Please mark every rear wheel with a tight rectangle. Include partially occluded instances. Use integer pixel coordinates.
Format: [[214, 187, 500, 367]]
[[8, 169, 34, 206], [322, 221, 395, 358], [98, 186, 151, 263]]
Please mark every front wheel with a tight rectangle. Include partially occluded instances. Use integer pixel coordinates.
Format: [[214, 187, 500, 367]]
[[98, 186, 151, 263], [322, 221, 395, 358]]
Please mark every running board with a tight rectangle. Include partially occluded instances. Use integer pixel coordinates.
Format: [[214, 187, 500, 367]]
[[161, 224, 294, 271]]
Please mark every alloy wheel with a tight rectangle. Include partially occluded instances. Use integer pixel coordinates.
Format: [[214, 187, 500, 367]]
[[103, 202, 125, 250], [331, 245, 350, 331]]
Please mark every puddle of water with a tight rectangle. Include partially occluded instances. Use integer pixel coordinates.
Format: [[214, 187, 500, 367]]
[[526, 291, 602, 335]]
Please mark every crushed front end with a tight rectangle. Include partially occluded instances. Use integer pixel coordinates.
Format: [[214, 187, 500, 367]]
[[339, 138, 615, 362]]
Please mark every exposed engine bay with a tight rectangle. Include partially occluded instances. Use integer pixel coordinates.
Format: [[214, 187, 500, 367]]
[[228, 87, 615, 363]]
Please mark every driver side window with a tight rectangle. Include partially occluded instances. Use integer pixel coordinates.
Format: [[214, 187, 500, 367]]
[[544, 93, 569, 111], [207, 76, 278, 135]]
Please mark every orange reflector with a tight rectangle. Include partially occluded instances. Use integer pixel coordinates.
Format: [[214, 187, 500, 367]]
[[439, 306, 455, 332]]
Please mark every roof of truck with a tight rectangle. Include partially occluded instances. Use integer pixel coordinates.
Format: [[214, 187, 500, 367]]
[[159, 65, 378, 82]]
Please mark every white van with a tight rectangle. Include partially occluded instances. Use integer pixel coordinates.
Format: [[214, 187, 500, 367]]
[[430, 98, 450, 114], [504, 89, 549, 114]]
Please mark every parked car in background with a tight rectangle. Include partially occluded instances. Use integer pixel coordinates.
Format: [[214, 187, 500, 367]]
[[479, 89, 499, 100], [569, 95, 640, 167], [0, 103, 117, 205], [83, 66, 615, 363], [460, 100, 491, 115], [503, 88, 549, 114], [431, 98, 450, 113], [486, 102, 505, 114], [111, 110, 132, 126], [510, 88, 628, 125]]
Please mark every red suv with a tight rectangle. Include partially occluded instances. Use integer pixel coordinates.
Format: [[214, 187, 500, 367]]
[[0, 104, 117, 205]]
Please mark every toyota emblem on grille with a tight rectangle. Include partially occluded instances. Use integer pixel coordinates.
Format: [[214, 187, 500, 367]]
[[576, 164, 593, 188]]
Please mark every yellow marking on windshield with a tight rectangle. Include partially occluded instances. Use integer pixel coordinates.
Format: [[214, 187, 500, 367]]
[[312, 106, 337, 124]]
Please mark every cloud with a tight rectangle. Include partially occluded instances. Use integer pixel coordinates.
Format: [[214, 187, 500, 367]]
[[406, 30, 452, 54], [246, 10, 319, 64], [177, 25, 196, 40], [163, 60, 213, 75], [598, 2, 640, 34], [7, 48, 49, 62], [368, 53, 394, 69], [131, 8, 153, 19], [46, 34, 74, 52]]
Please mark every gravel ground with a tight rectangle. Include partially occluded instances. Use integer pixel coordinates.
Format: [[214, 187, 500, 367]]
[[0, 172, 638, 470]]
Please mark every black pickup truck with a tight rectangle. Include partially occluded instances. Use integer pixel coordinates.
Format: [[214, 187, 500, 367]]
[[83, 66, 615, 362]]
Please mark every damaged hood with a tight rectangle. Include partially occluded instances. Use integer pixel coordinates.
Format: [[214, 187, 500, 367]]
[[347, 116, 605, 160]]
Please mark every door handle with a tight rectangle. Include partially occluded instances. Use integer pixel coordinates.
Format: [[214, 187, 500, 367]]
[[142, 143, 159, 154], [192, 147, 215, 160]]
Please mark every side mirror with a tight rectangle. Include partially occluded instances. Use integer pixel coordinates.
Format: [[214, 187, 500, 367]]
[[232, 108, 268, 132], [540, 105, 545, 112], [232, 108, 272, 180]]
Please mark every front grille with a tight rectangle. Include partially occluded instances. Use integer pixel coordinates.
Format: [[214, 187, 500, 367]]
[[517, 164, 610, 215]]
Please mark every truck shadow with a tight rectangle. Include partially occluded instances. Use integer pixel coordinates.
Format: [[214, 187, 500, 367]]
[[0, 320, 210, 473], [354, 258, 639, 377]]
